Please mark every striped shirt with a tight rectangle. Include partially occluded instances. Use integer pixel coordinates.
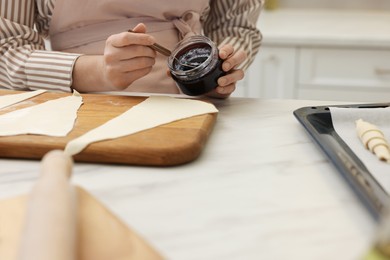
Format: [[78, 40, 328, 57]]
[[0, 0, 262, 92]]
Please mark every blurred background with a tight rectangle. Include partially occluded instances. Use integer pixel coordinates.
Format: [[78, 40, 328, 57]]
[[273, 0, 390, 9], [235, 0, 390, 102]]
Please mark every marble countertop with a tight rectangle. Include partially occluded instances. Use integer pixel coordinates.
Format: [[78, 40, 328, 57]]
[[0, 98, 377, 260], [259, 9, 390, 48]]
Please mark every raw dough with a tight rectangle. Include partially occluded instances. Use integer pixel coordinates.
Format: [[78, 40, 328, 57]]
[[64, 96, 218, 156], [0, 91, 83, 137], [0, 90, 46, 110], [356, 118, 390, 163]]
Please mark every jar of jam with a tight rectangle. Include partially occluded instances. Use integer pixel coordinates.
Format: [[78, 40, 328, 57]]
[[168, 35, 226, 96]]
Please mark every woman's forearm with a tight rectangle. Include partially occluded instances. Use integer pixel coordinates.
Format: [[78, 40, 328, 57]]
[[72, 55, 113, 93]]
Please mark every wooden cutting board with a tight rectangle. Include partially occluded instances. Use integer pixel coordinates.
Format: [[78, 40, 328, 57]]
[[0, 186, 164, 260], [0, 90, 217, 166]]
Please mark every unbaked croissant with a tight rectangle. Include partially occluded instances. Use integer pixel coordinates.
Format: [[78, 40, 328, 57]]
[[356, 119, 390, 163]]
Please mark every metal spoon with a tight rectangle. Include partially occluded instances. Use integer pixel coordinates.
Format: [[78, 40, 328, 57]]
[[127, 30, 198, 69]]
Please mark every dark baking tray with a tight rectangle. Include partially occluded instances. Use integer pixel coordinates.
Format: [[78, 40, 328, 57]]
[[294, 103, 390, 220]]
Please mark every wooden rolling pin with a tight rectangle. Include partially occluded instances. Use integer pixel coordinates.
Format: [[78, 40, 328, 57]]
[[17, 150, 76, 260]]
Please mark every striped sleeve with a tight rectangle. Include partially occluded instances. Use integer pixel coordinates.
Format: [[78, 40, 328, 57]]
[[203, 0, 263, 70], [0, 0, 80, 92]]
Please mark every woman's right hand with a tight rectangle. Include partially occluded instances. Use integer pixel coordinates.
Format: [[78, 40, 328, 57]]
[[102, 23, 156, 90], [72, 23, 156, 92]]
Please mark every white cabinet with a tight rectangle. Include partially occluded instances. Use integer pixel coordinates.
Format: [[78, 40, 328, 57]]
[[233, 47, 297, 98], [297, 48, 390, 101], [252, 47, 296, 98], [239, 9, 390, 102]]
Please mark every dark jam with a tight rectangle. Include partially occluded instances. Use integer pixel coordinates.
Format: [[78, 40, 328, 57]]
[[168, 36, 226, 96], [174, 46, 212, 71]]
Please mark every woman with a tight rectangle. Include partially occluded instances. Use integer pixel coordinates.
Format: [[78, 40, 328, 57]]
[[0, 0, 262, 98]]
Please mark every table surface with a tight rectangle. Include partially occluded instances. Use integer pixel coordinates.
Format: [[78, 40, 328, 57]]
[[0, 97, 378, 260]]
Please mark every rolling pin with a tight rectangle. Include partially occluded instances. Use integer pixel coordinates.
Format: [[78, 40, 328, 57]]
[[17, 150, 76, 260]]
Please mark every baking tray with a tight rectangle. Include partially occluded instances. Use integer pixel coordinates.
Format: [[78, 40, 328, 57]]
[[294, 103, 390, 220]]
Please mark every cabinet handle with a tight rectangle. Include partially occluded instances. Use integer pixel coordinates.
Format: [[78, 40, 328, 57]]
[[266, 55, 279, 63], [375, 68, 390, 75]]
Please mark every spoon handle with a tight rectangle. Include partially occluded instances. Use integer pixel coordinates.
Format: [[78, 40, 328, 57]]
[[128, 29, 171, 56]]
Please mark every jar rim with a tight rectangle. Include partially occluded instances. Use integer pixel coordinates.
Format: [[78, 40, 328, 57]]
[[168, 35, 219, 80]]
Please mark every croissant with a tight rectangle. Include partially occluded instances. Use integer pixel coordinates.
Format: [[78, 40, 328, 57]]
[[356, 119, 390, 163]]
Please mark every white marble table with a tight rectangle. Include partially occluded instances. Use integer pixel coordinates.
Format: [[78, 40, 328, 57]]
[[0, 98, 378, 260]]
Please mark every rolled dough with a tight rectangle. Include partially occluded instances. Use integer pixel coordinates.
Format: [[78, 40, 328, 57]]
[[64, 96, 218, 156], [0, 91, 83, 137], [0, 90, 46, 110]]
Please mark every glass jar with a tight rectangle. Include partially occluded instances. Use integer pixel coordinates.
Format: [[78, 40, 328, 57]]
[[168, 35, 226, 96]]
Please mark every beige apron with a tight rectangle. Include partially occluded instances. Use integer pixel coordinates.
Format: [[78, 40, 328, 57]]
[[49, 0, 210, 94]]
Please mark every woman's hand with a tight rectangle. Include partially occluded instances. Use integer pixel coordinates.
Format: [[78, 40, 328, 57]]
[[102, 23, 156, 90], [206, 44, 247, 99], [72, 23, 156, 92]]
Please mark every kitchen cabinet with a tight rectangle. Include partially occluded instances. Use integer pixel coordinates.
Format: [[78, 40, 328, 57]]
[[236, 46, 296, 98], [298, 47, 390, 101], [234, 9, 390, 102]]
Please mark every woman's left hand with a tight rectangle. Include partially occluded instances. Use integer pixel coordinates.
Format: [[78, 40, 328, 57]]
[[206, 44, 247, 99]]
